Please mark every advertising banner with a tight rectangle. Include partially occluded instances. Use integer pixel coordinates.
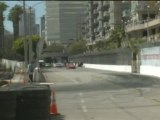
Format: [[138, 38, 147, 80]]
[[141, 46, 160, 66]]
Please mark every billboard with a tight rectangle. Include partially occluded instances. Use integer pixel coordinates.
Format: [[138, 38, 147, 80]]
[[141, 46, 160, 66]]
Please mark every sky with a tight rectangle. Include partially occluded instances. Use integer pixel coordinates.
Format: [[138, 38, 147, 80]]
[[2, 1, 45, 33]]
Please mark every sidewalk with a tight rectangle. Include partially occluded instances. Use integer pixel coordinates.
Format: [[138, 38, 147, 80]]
[[10, 73, 28, 84]]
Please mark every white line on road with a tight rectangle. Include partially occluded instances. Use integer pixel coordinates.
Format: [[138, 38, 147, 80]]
[[74, 81, 78, 84], [79, 92, 83, 97], [39, 83, 54, 85], [81, 99, 85, 104], [82, 105, 88, 112]]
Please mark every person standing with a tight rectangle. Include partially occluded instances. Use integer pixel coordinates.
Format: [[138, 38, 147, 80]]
[[27, 61, 34, 82]]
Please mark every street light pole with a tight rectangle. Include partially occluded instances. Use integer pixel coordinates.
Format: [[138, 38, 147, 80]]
[[147, 5, 150, 42], [23, 0, 28, 66], [29, 6, 33, 64], [23, 2, 43, 64]]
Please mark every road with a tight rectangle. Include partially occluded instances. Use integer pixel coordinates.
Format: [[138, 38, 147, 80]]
[[43, 67, 160, 120]]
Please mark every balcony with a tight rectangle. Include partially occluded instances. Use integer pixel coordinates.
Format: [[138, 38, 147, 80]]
[[126, 16, 160, 33], [93, 10, 99, 18], [93, 20, 99, 27], [94, 28, 99, 34], [93, 1, 98, 9], [97, 26, 103, 31], [88, 13, 92, 19], [98, 15, 102, 21], [103, 22, 108, 27], [122, 1, 131, 10], [97, 5, 102, 11], [142, 34, 160, 43], [103, 11, 109, 17], [102, 1, 110, 11], [85, 17, 89, 22], [122, 10, 130, 17], [135, 5, 157, 13], [134, 5, 149, 12], [102, 1, 110, 7], [102, 14, 109, 22], [85, 10, 89, 15]]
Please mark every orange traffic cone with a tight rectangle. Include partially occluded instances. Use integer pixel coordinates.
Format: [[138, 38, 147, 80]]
[[50, 90, 60, 115]]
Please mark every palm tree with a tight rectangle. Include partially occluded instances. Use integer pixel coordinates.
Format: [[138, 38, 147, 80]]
[[8, 5, 23, 40], [109, 26, 125, 48], [0, 2, 8, 49]]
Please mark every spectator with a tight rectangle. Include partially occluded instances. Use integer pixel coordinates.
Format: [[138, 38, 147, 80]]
[[27, 61, 35, 82]]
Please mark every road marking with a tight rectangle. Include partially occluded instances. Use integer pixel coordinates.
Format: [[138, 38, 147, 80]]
[[74, 81, 78, 84], [81, 99, 85, 104], [39, 83, 54, 85], [79, 92, 83, 97], [82, 105, 88, 112]]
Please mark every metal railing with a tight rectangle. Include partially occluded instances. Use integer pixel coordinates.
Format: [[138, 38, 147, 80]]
[[126, 16, 160, 32]]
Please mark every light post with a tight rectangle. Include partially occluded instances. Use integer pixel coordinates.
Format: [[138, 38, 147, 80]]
[[20, 1, 43, 65], [22, 0, 28, 67], [29, 6, 32, 64], [121, 17, 126, 47], [147, 5, 150, 42], [28, 2, 43, 64]]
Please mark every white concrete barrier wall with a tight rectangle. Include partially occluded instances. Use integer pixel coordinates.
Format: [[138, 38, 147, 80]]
[[1, 59, 24, 70], [84, 63, 132, 73], [140, 65, 160, 77]]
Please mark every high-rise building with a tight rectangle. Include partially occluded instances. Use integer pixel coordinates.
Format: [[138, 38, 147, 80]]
[[45, 1, 87, 45], [125, 1, 159, 42], [19, 7, 36, 36], [35, 24, 40, 36], [84, 1, 123, 45], [122, 1, 131, 21], [40, 15, 45, 38]]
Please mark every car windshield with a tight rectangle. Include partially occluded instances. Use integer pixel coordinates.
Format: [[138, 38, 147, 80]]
[[1, 1, 160, 120]]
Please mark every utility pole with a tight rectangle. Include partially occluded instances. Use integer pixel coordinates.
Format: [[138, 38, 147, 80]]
[[29, 6, 33, 63], [147, 5, 150, 42], [23, 0, 28, 66], [76, 15, 78, 41]]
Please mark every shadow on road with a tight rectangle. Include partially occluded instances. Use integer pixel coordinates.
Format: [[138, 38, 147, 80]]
[[106, 72, 160, 88], [50, 114, 65, 120], [54, 71, 160, 92]]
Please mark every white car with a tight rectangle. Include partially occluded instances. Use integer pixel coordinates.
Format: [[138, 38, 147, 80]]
[[45, 63, 52, 67], [53, 62, 64, 68]]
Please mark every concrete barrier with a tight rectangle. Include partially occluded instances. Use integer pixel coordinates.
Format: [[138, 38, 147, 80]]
[[140, 65, 160, 77], [1, 59, 24, 71], [84, 63, 132, 73]]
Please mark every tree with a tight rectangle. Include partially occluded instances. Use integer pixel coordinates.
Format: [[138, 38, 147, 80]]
[[95, 40, 105, 51], [12, 35, 40, 57], [0, 2, 8, 48], [109, 26, 125, 48], [8, 5, 23, 40], [68, 40, 87, 55], [31, 35, 41, 58], [127, 38, 145, 53], [12, 37, 24, 56]]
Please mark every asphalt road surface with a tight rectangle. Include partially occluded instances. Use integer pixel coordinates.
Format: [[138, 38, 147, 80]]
[[43, 67, 160, 120]]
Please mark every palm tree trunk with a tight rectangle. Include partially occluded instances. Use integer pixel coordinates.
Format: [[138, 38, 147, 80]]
[[0, 13, 4, 49], [13, 21, 19, 40]]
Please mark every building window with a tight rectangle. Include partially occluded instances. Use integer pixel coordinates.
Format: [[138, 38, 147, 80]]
[[150, 14, 156, 19], [142, 14, 148, 20], [151, 29, 155, 35], [143, 30, 147, 37]]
